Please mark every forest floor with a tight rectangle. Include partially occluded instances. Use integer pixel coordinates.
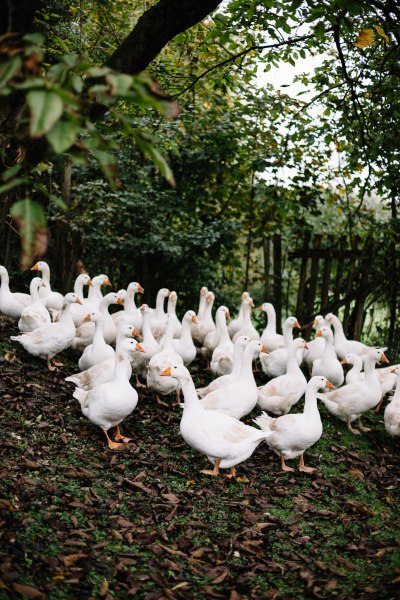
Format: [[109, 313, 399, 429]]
[[0, 315, 399, 600]]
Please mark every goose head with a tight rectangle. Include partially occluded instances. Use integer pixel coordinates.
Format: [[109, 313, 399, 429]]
[[127, 281, 145, 294], [161, 364, 190, 381], [63, 292, 82, 306], [309, 375, 335, 392], [183, 310, 197, 324]]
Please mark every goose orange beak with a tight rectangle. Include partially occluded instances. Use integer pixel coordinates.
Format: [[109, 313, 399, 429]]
[[138, 284, 145, 294], [341, 357, 347, 364], [104, 278, 111, 286], [304, 343, 309, 350], [191, 315, 198, 323], [225, 310, 230, 319], [75, 298, 83, 305], [380, 353, 389, 363], [316, 330, 323, 337], [325, 380, 335, 389], [257, 305, 263, 311], [135, 343, 145, 353], [133, 329, 142, 340], [161, 367, 171, 376], [261, 345, 268, 353], [87, 279, 93, 287], [294, 320, 301, 329], [117, 297, 124, 306], [31, 264, 39, 271], [249, 299, 254, 307], [166, 290, 170, 296], [84, 314, 91, 321]]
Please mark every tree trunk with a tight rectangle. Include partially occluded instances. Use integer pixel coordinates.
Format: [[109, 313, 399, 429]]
[[244, 176, 255, 291], [263, 236, 271, 301], [296, 231, 311, 322], [273, 233, 282, 334], [342, 236, 360, 335], [304, 234, 321, 338]]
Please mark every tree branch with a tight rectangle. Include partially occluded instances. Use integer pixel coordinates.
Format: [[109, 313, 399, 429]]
[[173, 31, 319, 98], [105, 0, 223, 74]]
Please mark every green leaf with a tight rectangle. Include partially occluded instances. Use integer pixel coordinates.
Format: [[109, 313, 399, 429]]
[[134, 133, 175, 187], [1, 164, 22, 182], [47, 119, 79, 153], [23, 33, 45, 46], [0, 56, 22, 89], [26, 90, 63, 137], [10, 199, 48, 270], [0, 177, 28, 194]]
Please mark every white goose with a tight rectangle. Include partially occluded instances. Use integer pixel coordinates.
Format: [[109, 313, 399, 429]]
[[172, 310, 197, 366], [161, 364, 269, 477], [258, 302, 284, 352], [147, 313, 183, 401], [31, 261, 64, 311], [11, 293, 81, 370], [85, 274, 111, 311], [65, 324, 138, 390], [232, 297, 259, 342], [259, 316, 301, 378], [210, 307, 235, 375], [384, 366, 400, 436], [311, 326, 344, 387], [73, 338, 144, 450], [304, 315, 326, 373], [254, 376, 334, 473], [257, 338, 308, 415], [130, 304, 161, 386], [150, 287, 170, 340], [196, 335, 250, 398], [228, 292, 250, 339], [200, 340, 266, 420], [0, 265, 31, 318], [78, 312, 115, 371], [191, 290, 216, 347], [73, 292, 124, 350], [112, 281, 144, 332], [342, 353, 363, 384], [325, 312, 376, 359], [166, 291, 182, 337], [18, 277, 50, 332], [201, 305, 226, 362], [70, 273, 93, 326], [318, 348, 389, 434]]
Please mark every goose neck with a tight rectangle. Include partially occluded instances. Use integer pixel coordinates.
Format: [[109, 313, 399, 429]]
[[180, 376, 200, 410]]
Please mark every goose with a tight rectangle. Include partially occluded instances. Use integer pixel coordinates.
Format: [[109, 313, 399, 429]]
[[257, 338, 308, 415], [0, 265, 31, 318], [112, 281, 144, 332], [70, 273, 93, 326], [325, 312, 376, 359], [228, 292, 250, 339], [201, 306, 233, 360], [311, 326, 344, 387], [130, 304, 161, 386], [78, 312, 115, 371], [197, 335, 250, 398], [210, 307, 235, 375], [150, 287, 170, 340], [342, 353, 363, 384], [73, 338, 144, 450], [65, 324, 139, 390], [191, 290, 216, 346], [161, 364, 270, 477], [31, 261, 64, 311], [303, 315, 326, 373], [384, 366, 400, 436], [147, 313, 183, 402], [254, 376, 334, 473], [317, 348, 389, 434], [166, 291, 182, 337], [232, 297, 260, 342], [172, 310, 197, 366], [258, 302, 284, 352], [85, 274, 111, 310], [259, 316, 301, 378], [73, 292, 124, 350], [341, 353, 396, 412], [18, 277, 50, 332], [200, 340, 266, 420], [11, 293, 82, 370]]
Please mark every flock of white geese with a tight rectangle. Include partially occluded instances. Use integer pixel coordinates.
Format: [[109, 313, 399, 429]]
[[1, 261, 399, 477]]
